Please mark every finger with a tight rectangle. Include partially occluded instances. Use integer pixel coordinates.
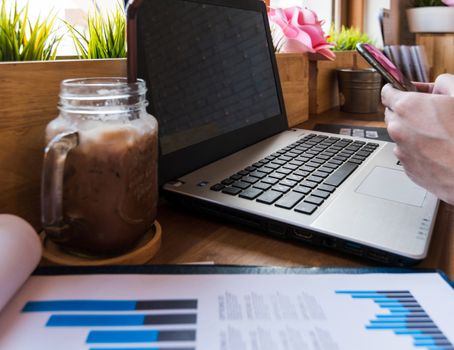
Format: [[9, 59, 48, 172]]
[[381, 83, 405, 110], [433, 74, 454, 96], [413, 82, 434, 93]]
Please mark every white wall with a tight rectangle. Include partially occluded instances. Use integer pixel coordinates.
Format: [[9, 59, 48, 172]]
[[364, 0, 390, 48]]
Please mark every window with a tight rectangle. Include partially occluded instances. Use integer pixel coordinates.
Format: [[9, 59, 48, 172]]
[[13, 0, 118, 56]]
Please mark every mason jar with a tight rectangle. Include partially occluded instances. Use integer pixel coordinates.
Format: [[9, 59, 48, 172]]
[[41, 77, 158, 257]]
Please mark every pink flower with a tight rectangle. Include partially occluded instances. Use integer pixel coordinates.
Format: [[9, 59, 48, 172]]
[[269, 6, 335, 60], [442, 0, 454, 5]]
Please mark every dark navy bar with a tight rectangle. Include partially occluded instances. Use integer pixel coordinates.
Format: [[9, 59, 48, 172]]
[[87, 330, 196, 344], [23, 300, 136, 312], [22, 299, 197, 312], [47, 314, 197, 327], [136, 300, 197, 310]]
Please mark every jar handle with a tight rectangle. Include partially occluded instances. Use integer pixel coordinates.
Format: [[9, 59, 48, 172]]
[[41, 131, 79, 240]]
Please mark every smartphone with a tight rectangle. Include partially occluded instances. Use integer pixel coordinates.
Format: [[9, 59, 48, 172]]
[[356, 43, 417, 91]]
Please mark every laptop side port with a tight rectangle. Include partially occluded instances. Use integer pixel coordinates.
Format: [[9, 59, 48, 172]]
[[323, 237, 337, 248], [292, 228, 313, 241], [268, 222, 287, 237], [343, 242, 363, 256], [367, 250, 389, 263]]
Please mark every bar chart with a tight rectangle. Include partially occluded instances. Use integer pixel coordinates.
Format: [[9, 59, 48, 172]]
[[21, 299, 198, 350], [336, 290, 453, 350]]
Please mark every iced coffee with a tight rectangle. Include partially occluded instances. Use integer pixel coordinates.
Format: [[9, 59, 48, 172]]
[[41, 78, 158, 256]]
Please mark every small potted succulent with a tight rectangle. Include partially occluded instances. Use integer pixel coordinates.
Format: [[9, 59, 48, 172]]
[[407, 0, 454, 33], [309, 26, 375, 114]]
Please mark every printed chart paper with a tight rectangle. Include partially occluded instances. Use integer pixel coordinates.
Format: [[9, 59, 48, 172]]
[[0, 272, 453, 350]]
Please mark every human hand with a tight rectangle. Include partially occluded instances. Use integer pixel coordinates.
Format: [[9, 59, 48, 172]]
[[381, 74, 454, 204]]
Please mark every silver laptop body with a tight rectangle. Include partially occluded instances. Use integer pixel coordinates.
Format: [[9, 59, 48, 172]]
[[137, 0, 439, 265], [164, 129, 439, 264]]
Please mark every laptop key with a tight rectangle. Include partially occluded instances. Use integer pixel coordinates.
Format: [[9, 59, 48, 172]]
[[222, 186, 242, 195], [221, 178, 235, 185], [264, 162, 280, 170], [312, 190, 330, 199], [249, 170, 267, 179], [242, 175, 259, 184], [293, 185, 312, 195], [262, 176, 279, 185], [312, 171, 329, 178], [272, 184, 291, 193], [276, 168, 293, 175], [317, 184, 336, 193], [307, 176, 323, 184], [275, 191, 305, 209], [232, 181, 251, 190], [300, 180, 318, 189], [257, 190, 283, 204], [230, 174, 242, 180], [294, 202, 318, 215], [305, 195, 324, 206], [269, 172, 286, 180], [257, 166, 274, 174], [324, 161, 358, 187], [286, 174, 304, 182], [239, 187, 263, 200], [317, 167, 334, 174], [280, 179, 298, 188], [253, 182, 272, 191], [210, 184, 225, 191]]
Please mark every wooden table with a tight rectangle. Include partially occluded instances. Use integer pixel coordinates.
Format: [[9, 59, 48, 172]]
[[151, 109, 454, 280]]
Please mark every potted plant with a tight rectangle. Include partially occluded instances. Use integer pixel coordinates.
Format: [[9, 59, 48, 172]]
[[268, 6, 334, 126], [0, 0, 126, 229], [309, 26, 373, 114], [407, 0, 454, 33]]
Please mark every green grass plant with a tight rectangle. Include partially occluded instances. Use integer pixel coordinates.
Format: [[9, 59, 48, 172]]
[[327, 26, 374, 52], [0, 0, 60, 61], [67, 2, 126, 59]]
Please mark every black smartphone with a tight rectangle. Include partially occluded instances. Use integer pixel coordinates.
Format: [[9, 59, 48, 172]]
[[356, 43, 417, 91]]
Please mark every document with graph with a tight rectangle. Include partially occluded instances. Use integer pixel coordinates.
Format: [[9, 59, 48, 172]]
[[0, 267, 453, 350]]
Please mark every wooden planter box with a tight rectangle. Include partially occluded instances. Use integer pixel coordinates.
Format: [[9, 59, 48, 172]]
[[309, 51, 370, 114], [275, 53, 310, 127], [0, 59, 126, 229]]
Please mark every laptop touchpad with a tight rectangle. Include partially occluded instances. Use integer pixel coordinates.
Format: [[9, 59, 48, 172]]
[[356, 167, 427, 207]]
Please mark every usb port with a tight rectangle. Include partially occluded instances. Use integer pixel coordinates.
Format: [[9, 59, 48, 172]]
[[367, 250, 389, 263], [344, 242, 363, 256]]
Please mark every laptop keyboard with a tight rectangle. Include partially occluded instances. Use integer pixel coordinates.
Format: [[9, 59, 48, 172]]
[[210, 134, 379, 215]]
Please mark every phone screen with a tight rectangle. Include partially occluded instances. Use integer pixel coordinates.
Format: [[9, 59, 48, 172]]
[[356, 43, 417, 91]]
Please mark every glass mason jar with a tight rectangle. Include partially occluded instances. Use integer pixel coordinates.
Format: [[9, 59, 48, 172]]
[[41, 78, 158, 257]]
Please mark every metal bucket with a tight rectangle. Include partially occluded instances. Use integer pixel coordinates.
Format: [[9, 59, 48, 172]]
[[337, 68, 382, 114]]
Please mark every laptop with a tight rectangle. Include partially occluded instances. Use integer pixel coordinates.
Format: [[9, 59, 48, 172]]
[[135, 0, 439, 265]]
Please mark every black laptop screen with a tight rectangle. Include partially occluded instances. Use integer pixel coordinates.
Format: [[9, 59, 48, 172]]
[[137, 0, 287, 183]]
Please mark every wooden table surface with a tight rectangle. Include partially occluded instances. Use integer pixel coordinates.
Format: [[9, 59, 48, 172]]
[[150, 109, 454, 280]]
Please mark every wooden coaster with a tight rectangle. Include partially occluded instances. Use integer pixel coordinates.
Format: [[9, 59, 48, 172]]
[[40, 221, 161, 266]]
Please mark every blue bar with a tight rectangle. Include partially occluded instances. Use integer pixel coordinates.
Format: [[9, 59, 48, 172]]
[[370, 319, 432, 324], [87, 330, 159, 344], [394, 330, 424, 335], [376, 314, 428, 319], [367, 325, 438, 330], [47, 315, 145, 327], [90, 348, 195, 350], [335, 291, 410, 294], [414, 335, 448, 340], [23, 300, 137, 312], [415, 340, 453, 346]]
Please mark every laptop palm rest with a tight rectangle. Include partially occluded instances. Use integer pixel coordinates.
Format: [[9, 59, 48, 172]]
[[356, 167, 427, 206]]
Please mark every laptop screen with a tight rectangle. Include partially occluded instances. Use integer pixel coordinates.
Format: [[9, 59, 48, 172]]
[[136, 0, 287, 183]]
